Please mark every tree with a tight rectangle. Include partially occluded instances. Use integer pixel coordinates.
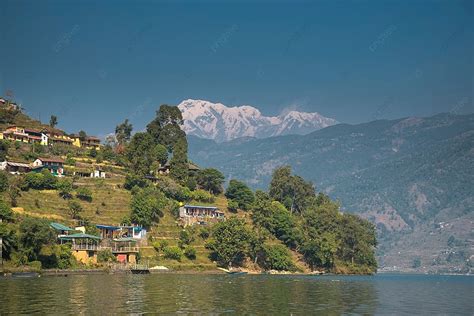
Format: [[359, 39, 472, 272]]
[[130, 187, 167, 228], [163, 246, 183, 261], [115, 119, 133, 145], [0, 140, 9, 162], [78, 130, 87, 141], [19, 217, 55, 261], [68, 200, 83, 219], [57, 178, 73, 199], [49, 115, 58, 128], [338, 213, 377, 268], [269, 166, 315, 213], [0, 171, 8, 192], [225, 179, 255, 210], [196, 168, 225, 195], [146, 104, 184, 149], [154, 144, 168, 166], [207, 217, 251, 268], [0, 199, 13, 222], [76, 187, 93, 202], [301, 232, 338, 269], [169, 137, 188, 182], [261, 244, 295, 271], [126, 132, 161, 176]]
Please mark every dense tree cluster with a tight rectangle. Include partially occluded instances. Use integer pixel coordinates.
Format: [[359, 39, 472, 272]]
[[206, 166, 377, 273]]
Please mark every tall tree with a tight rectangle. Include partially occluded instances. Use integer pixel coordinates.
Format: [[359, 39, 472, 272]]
[[169, 137, 188, 182], [115, 119, 133, 145], [126, 132, 162, 176], [269, 166, 315, 213], [49, 115, 58, 128], [196, 168, 225, 194], [147, 104, 186, 150], [225, 179, 255, 210]]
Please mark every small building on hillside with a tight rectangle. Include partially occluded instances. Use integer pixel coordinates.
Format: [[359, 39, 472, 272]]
[[179, 205, 225, 226], [157, 162, 200, 175], [0, 161, 32, 174], [50, 222, 74, 238], [96, 224, 147, 240], [73, 167, 106, 178], [32, 157, 65, 176], [71, 134, 101, 150], [59, 233, 102, 264], [0, 126, 48, 145], [48, 134, 74, 146]]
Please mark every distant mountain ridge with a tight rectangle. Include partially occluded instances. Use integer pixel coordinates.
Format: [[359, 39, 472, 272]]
[[178, 99, 338, 142], [187, 113, 474, 273]]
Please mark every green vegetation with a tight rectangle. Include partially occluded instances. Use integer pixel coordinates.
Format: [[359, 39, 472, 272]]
[[0, 103, 378, 274], [225, 179, 254, 211]]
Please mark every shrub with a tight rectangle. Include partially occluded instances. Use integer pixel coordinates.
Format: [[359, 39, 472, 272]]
[[227, 200, 239, 212], [98, 249, 117, 263], [0, 171, 9, 192], [68, 200, 83, 219], [199, 226, 210, 240], [76, 187, 93, 202], [179, 229, 195, 248], [22, 170, 57, 190], [261, 244, 295, 271], [190, 189, 215, 203], [57, 178, 73, 199], [184, 246, 197, 260], [163, 246, 183, 261]]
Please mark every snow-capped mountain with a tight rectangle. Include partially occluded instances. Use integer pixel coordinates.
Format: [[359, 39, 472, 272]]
[[178, 99, 338, 142]]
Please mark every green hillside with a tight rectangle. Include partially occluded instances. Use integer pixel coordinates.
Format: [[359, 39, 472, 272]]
[[188, 113, 474, 274]]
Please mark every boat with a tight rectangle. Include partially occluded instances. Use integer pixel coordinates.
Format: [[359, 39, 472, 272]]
[[12, 272, 40, 278], [226, 271, 248, 275]]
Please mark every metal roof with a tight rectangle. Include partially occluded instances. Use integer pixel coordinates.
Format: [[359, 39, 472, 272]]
[[50, 222, 73, 231], [59, 233, 101, 240], [184, 205, 218, 210]]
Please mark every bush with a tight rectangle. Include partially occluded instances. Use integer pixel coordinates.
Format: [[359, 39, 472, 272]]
[[57, 178, 73, 199], [22, 170, 57, 190], [0, 171, 9, 192], [124, 174, 149, 190], [227, 200, 239, 212], [76, 187, 93, 202], [199, 226, 210, 240], [98, 249, 117, 263], [179, 229, 195, 248], [68, 200, 83, 219], [184, 246, 197, 260], [190, 189, 215, 203], [261, 244, 295, 271], [163, 246, 183, 261]]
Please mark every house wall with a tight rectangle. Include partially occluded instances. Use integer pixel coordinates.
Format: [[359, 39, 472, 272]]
[[72, 250, 97, 264]]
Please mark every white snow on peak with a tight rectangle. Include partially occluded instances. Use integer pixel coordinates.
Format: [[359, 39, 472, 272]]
[[177, 99, 338, 142]]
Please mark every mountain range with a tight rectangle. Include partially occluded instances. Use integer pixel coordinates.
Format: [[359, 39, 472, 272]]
[[187, 113, 474, 273], [178, 99, 338, 142]]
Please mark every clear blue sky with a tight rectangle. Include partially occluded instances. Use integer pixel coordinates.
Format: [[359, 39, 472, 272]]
[[1, 0, 472, 137]]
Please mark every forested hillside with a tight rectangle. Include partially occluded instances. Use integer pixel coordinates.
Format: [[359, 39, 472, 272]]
[[188, 113, 474, 273]]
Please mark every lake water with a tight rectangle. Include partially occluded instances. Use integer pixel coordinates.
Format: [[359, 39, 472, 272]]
[[0, 273, 472, 315]]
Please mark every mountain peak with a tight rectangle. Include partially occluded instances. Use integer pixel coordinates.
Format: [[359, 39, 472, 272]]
[[178, 99, 338, 142]]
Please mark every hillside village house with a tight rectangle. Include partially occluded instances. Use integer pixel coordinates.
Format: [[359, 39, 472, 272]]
[[157, 162, 200, 175], [179, 205, 225, 226], [0, 161, 32, 174], [0, 126, 48, 145], [73, 167, 106, 178], [71, 134, 101, 150], [32, 157, 65, 176]]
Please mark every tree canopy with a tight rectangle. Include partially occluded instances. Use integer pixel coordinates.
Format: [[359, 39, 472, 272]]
[[225, 179, 255, 210], [196, 168, 225, 195]]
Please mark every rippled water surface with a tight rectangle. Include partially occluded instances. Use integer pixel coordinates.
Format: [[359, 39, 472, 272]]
[[1, 273, 472, 315]]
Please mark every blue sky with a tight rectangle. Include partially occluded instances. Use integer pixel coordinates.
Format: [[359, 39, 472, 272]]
[[1, 0, 472, 137]]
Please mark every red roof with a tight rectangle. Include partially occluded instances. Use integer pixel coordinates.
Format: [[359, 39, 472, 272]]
[[38, 157, 65, 163]]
